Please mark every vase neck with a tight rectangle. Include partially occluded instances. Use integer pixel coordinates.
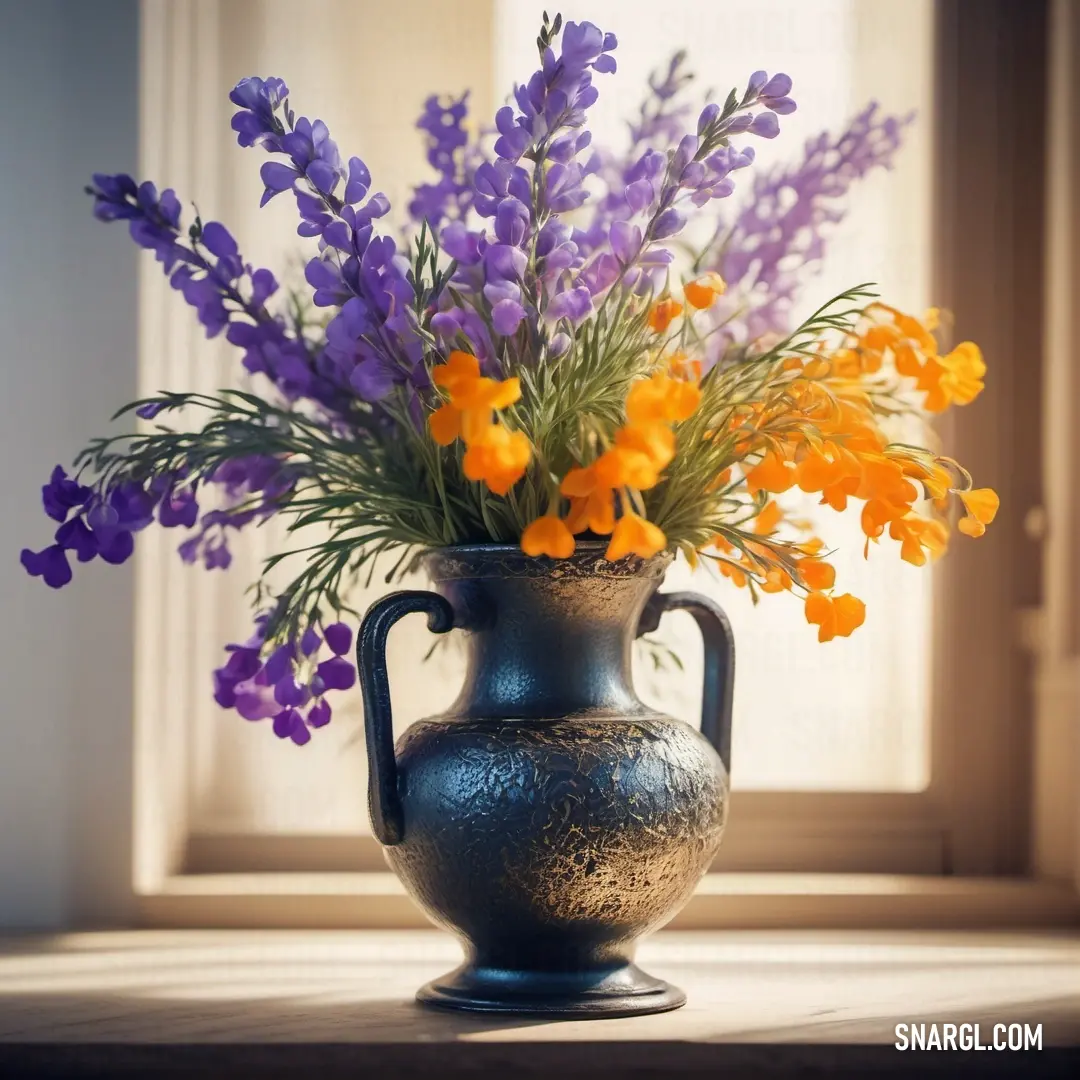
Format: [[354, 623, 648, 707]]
[[429, 554, 665, 720]]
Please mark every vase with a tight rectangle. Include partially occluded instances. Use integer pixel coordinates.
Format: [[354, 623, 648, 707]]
[[357, 542, 734, 1018]]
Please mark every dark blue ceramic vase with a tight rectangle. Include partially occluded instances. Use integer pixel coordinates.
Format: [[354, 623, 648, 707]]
[[357, 542, 733, 1018]]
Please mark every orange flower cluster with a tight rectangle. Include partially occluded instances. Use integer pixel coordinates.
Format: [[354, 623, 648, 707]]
[[521, 362, 702, 562], [428, 351, 531, 495], [832, 303, 986, 412], [431, 291, 997, 647], [704, 304, 998, 640]]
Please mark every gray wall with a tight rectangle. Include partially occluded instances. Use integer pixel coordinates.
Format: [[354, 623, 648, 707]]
[[0, 0, 140, 927]]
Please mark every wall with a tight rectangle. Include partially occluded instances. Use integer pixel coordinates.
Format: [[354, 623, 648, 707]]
[[0, 0, 139, 927]]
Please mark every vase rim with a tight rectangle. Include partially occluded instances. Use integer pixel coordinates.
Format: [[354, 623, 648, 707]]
[[421, 541, 673, 581]]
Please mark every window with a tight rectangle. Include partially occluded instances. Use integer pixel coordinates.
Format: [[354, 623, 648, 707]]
[[134, 0, 1048, 912]]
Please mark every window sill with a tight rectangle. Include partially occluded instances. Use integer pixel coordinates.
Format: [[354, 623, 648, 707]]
[[1, 928, 1077, 1076], [136, 872, 1080, 930]]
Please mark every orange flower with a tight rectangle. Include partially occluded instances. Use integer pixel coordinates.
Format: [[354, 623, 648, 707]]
[[559, 466, 597, 498], [594, 446, 662, 491], [804, 591, 866, 643], [452, 375, 522, 413], [625, 372, 700, 425], [918, 342, 985, 412], [614, 422, 676, 471], [428, 403, 461, 446], [605, 512, 667, 560], [648, 297, 683, 333], [432, 350, 481, 393], [462, 426, 531, 495], [521, 515, 576, 558], [565, 491, 616, 535], [754, 500, 783, 535], [429, 353, 531, 494], [719, 560, 749, 588], [683, 271, 727, 309], [796, 443, 854, 493], [798, 559, 836, 591], [861, 497, 906, 539], [746, 451, 796, 494], [706, 467, 733, 493], [957, 487, 999, 538], [889, 515, 949, 565], [760, 567, 793, 593]]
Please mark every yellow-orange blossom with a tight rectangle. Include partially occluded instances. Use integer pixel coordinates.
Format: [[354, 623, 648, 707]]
[[428, 280, 998, 643]]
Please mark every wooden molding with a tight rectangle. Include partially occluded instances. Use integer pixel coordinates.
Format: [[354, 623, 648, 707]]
[[139, 872, 1079, 930]]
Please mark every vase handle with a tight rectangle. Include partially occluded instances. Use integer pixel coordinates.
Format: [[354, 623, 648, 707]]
[[638, 590, 735, 777], [358, 590, 455, 846]]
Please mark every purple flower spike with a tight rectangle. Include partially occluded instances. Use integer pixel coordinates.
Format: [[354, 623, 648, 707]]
[[316, 656, 356, 691], [324, 622, 353, 656]]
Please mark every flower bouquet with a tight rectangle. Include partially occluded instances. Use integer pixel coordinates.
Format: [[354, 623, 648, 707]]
[[22, 12, 1000, 1016], [23, 14, 995, 744]]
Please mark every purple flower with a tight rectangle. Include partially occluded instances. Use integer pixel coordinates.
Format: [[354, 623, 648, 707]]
[[749, 112, 780, 139], [158, 486, 199, 529], [492, 299, 527, 336], [136, 401, 167, 420], [409, 93, 473, 227], [546, 285, 592, 325], [301, 627, 322, 655], [211, 614, 355, 743], [41, 466, 91, 523], [324, 622, 352, 656], [236, 688, 280, 721], [274, 676, 311, 708], [758, 73, 797, 115], [608, 220, 642, 265], [55, 518, 98, 562], [229, 76, 289, 148], [708, 102, 911, 349], [272, 708, 311, 745], [652, 207, 686, 239], [20, 545, 72, 588], [308, 700, 332, 728], [317, 656, 356, 691]]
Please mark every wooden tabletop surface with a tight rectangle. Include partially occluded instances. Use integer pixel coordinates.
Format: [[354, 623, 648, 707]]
[[0, 928, 1077, 1076]]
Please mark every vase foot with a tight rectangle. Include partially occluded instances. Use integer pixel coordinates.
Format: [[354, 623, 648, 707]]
[[416, 960, 685, 1019]]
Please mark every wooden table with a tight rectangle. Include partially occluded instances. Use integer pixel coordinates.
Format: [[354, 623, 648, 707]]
[[1, 929, 1077, 1076]]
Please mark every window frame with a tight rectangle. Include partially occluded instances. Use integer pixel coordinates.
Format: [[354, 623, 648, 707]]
[[133, 0, 1077, 928]]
